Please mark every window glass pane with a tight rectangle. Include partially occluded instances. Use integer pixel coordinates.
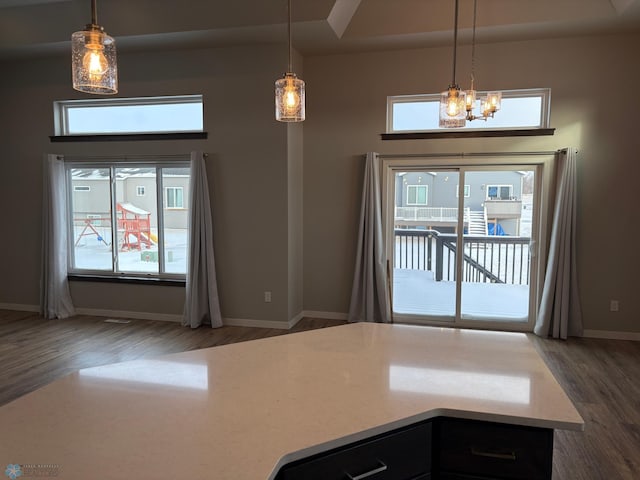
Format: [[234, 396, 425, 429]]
[[66, 102, 203, 135], [162, 168, 189, 274], [408, 186, 417, 204], [115, 167, 158, 274], [417, 186, 427, 204], [70, 168, 113, 271], [393, 102, 440, 131], [388, 90, 548, 133]]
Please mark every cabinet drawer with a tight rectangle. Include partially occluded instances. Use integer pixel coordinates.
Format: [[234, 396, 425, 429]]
[[277, 422, 432, 480], [437, 418, 553, 480]]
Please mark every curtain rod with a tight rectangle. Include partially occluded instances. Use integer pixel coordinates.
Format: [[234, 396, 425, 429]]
[[57, 153, 207, 161], [377, 150, 562, 159]]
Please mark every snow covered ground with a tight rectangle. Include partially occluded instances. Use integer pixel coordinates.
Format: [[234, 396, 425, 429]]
[[393, 269, 529, 322], [73, 227, 187, 274]]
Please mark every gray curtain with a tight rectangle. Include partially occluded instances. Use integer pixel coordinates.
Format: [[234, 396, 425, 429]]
[[183, 152, 223, 328], [348, 152, 391, 323], [40, 154, 75, 319], [534, 148, 583, 338]]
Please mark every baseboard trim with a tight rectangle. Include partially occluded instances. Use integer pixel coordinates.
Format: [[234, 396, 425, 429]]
[[583, 329, 640, 341], [223, 317, 292, 330], [302, 310, 349, 321], [75, 308, 183, 323], [0, 303, 39, 313]]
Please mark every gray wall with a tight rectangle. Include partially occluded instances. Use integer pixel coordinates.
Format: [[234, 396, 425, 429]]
[[303, 32, 640, 334], [0, 43, 301, 324], [1, 31, 639, 334]]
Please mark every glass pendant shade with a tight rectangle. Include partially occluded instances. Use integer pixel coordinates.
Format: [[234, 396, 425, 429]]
[[486, 92, 502, 114], [465, 89, 477, 112], [439, 85, 466, 128], [275, 73, 305, 122], [72, 27, 118, 95]]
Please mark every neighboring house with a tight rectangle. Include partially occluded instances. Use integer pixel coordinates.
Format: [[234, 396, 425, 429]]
[[395, 171, 526, 235], [71, 168, 189, 230]]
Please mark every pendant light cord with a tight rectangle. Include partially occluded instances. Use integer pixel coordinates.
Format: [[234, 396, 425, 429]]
[[470, 0, 477, 88], [287, 0, 293, 72], [91, 0, 98, 26], [451, 0, 459, 85]]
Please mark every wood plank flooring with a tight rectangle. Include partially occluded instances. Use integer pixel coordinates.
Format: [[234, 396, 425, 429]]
[[1, 309, 638, 479]]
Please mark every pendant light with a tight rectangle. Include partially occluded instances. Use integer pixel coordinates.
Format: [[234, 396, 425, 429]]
[[71, 0, 118, 95], [439, 0, 466, 128], [465, 0, 501, 122], [275, 0, 305, 122]]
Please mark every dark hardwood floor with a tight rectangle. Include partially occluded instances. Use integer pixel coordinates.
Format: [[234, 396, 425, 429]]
[[1, 309, 638, 479]]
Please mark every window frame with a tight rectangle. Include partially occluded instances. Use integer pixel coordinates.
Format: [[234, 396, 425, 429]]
[[406, 184, 429, 206], [66, 159, 190, 281], [386, 88, 551, 134], [136, 185, 146, 197], [486, 184, 514, 200], [53, 95, 204, 136], [456, 184, 471, 198], [165, 186, 185, 209]]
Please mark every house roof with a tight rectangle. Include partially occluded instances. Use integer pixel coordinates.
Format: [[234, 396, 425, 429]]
[[1, 0, 639, 60]]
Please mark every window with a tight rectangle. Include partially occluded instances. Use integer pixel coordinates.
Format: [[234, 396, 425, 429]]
[[67, 161, 190, 278], [486, 185, 513, 200], [456, 185, 471, 198], [407, 185, 428, 205], [54, 95, 204, 136], [74, 185, 90, 192], [165, 187, 184, 209], [386, 88, 551, 133]]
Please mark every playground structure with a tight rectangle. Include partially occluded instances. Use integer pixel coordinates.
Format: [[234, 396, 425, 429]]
[[74, 202, 158, 251], [117, 202, 156, 251]]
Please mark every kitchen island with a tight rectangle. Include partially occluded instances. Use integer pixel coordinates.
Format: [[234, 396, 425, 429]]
[[0, 323, 583, 479]]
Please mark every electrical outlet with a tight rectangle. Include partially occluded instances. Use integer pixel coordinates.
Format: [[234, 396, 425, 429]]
[[610, 300, 619, 312], [264, 291, 272, 303]]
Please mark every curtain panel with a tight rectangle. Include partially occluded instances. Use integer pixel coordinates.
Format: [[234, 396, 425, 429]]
[[348, 152, 392, 323], [183, 152, 223, 328], [534, 148, 583, 339], [40, 154, 75, 319]]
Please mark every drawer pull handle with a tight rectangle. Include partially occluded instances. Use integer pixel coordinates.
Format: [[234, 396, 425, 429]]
[[471, 447, 517, 461], [346, 460, 388, 480]]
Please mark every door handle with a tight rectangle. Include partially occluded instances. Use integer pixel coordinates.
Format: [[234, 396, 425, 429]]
[[345, 460, 388, 480]]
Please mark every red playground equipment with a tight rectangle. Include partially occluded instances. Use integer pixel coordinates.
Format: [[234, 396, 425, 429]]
[[117, 202, 153, 251]]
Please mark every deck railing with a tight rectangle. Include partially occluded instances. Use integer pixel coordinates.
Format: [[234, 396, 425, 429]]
[[394, 229, 531, 285], [395, 206, 469, 222]]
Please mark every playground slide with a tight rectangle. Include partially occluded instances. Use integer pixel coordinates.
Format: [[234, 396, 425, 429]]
[[140, 232, 158, 244]]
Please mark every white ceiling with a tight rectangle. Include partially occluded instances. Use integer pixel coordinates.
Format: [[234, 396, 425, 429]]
[[1, 0, 639, 59]]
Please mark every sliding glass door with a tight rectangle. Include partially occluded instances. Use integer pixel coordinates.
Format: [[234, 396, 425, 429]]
[[387, 159, 544, 331]]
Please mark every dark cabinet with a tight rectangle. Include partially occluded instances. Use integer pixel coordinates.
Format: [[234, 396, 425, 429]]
[[436, 418, 553, 480], [276, 422, 432, 480], [275, 417, 552, 480]]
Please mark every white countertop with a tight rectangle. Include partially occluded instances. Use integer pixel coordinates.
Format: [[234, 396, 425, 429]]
[[0, 323, 583, 479]]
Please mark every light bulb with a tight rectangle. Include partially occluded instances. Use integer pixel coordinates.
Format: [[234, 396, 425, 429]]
[[83, 46, 109, 78], [284, 83, 300, 111]]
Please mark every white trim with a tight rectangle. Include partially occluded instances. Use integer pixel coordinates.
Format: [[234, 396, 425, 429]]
[[74, 307, 183, 323], [223, 317, 292, 330], [289, 311, 305, 328], [301, 310, 349, 321], [0, 303, 40, 312], [583, 329, 640, 341]]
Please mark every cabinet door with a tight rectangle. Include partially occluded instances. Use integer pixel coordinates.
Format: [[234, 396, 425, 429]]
[[277, 422, 432, 480], [437, 418, 553, 480]]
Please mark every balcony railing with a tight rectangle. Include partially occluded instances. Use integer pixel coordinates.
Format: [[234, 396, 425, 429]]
[[394, 229, 531, 285], [395, 206, 470, 223]]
